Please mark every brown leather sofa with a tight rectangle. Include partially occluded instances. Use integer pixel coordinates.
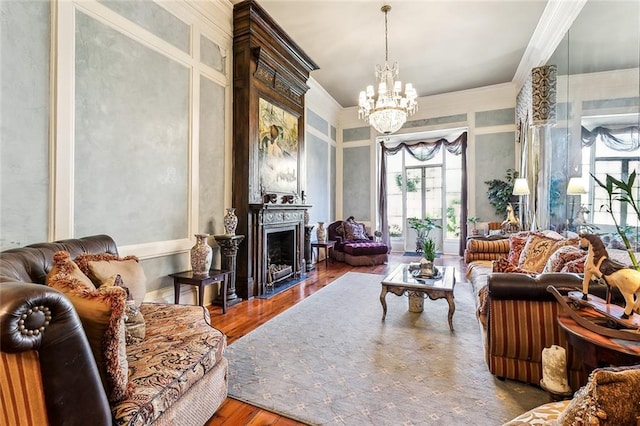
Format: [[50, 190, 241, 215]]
[[0, 235, 228, 425]]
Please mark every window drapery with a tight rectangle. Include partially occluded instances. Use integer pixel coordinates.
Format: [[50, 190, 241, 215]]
[[378, 132, 468, 255], [581, 125, 640, 151]]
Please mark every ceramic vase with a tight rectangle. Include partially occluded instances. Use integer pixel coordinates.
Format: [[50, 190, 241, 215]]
[[191, 234, 213, 276], [316, 222, 326, 242], [223, 208, 238, 236]]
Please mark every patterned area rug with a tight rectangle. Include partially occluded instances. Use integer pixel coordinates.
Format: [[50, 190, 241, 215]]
[[226, 272, 548, 425]]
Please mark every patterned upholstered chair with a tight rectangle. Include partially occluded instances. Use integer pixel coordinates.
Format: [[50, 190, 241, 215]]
[[327, 218, 389, 266]]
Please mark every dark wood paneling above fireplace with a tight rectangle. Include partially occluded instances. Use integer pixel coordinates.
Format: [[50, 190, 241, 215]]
[[232, 0, 318, 299]]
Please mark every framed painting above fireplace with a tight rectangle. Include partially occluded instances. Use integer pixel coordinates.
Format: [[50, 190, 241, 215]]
[[258, 97, 300, 194]]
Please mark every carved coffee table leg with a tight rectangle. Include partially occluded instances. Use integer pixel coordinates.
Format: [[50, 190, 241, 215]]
[[380, 285, 388, 320], [446, 292, 455, 332]]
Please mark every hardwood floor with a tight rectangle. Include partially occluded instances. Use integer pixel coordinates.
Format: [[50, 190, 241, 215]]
[[205, 253, 466, 425]]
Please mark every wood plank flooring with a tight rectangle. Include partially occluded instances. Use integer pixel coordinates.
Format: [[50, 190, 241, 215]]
[[205, 253, 466, 425]]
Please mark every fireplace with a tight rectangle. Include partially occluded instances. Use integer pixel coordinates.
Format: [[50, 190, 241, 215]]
[[266, 229, 295, 292], [249, 204, 309, 296]]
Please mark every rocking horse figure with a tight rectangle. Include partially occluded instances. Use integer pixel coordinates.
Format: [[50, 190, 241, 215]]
[[580, 233, 640, 319], [501, 203, 520, 233]]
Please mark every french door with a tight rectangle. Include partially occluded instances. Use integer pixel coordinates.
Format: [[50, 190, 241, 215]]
[[386, 148, 461, 254]]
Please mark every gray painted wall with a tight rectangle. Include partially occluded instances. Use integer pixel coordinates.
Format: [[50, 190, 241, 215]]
[[475, 132, 516, 222], [99, 0, 190, 53], [343, 146, 371, 221], [343, 126, 370, 142], [475, 108, 515, 127], [307, 108, 328, 135], [330, 145, 336, 222], [306, 132, 329, 225], [199, 76, 226, 236], [0, 1, 50, 249]]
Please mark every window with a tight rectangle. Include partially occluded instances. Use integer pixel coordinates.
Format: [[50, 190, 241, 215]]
[[579, 120, 639, 234]]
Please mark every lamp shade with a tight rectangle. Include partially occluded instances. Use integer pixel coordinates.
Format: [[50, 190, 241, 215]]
[[567, 177, 587, 195], [512, 178, 530, 196]]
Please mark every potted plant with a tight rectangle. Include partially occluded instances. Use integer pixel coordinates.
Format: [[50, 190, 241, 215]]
[[467, 216, 480, 235], [485, 169, 518, 218], [407, 216, 441, 253], [419, 238, 438, 277]]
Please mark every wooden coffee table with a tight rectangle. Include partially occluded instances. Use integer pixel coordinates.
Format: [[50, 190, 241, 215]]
[[380, 264, 456, 332]]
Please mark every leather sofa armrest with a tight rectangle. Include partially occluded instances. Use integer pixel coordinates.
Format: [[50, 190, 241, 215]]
[[488, 272, 583, 301], [0, 283, 111, 426]]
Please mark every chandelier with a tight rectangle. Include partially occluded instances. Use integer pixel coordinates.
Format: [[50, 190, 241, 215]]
[[358, 5, 417, 135]]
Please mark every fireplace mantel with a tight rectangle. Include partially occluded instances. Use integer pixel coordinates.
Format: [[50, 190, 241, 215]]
[[249, 204, 311, 295]]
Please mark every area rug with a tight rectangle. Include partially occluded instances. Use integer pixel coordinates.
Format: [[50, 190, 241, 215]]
[[226, 272, 548, 425]]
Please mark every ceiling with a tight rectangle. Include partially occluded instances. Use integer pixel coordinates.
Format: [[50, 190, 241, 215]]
[[229, 1, 639, 109], [231, 0, 549, 108]]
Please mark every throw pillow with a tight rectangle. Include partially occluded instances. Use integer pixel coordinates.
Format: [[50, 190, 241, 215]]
[[543, 245, 587, 273], [342, 220, 367, 241], [75, 253, 147, 307], [45, 251, 96, 291], [46, 259, 130, 403], [556, 364, 640, 425], [492, 257, 535, 274], [507, 232, 530, 265], [104, 274, 146, 344], [518, 233, 579, 273]]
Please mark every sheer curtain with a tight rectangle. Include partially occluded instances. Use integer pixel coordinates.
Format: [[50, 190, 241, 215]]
[[379, 132, 468, 255]]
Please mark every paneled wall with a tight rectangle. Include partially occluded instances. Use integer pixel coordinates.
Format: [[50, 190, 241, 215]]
[[1, 1, 51, 248], [1, 1, 233, 303], [305, 78, 340, 228]]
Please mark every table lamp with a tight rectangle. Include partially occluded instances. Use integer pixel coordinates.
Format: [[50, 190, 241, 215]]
[[512, 178, 530, 229], [567, 177, 586, 227]]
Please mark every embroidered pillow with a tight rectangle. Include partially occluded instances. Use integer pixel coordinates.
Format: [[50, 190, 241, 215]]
[[45, 251, 95, 290], [556, 365, 640, 425], [342, 220, 367, 241], [492, 257, 534, 274], [507, 232, 530, 265], [518, 233, 578, 273], [543, 245, 587, 273], [46, 252, 130, 402], [75, 253, 147, 308]]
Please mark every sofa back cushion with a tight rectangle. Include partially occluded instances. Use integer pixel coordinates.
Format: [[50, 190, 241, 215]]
[[0, 235, 118, 285]]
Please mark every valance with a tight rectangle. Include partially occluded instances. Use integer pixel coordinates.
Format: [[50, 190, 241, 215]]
[[581, 125, 640, 152]]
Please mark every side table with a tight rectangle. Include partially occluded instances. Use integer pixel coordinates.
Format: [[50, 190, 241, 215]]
[[558, 313, 640, 383], [311, 240, 336, 268], [169, 269, 231, 313]]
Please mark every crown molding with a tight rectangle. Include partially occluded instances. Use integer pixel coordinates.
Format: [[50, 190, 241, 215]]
[[512, 0, 587, 92]]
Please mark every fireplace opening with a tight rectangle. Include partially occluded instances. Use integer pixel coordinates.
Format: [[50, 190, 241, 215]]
[[266, 229, 295, 292]]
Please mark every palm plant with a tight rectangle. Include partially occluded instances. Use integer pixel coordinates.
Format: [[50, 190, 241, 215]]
[[591, 170, 639, 270]]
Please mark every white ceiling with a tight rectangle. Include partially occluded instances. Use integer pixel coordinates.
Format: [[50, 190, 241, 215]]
[[230, 1, 639, 109]]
